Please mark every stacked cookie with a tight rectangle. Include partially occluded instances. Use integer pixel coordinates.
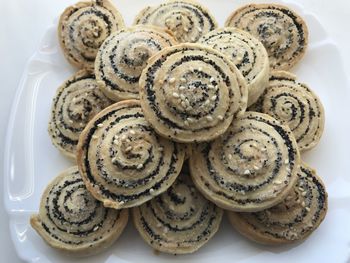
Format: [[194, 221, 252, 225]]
[[32, 0, 328, 257]]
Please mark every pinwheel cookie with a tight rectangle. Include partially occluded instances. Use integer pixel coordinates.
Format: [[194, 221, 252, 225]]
[[250, 71, 325, 152], [225, 3, 308, 70], [30, 166, 128, 256], [77, 100, 185, 209], [139, 43, 248, 143], [190, 112, 300, 212], [58, 0, 125, 69], [132, 172, 223, 254], [95, 26, 177, 101], [199, 27, 269, 106], [227, 162, 328, 244], [48, 70, 112, 160], [134, 0, 217, 43]]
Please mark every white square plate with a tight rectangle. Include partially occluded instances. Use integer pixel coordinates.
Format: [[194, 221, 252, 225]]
[[4, 0, 350, 262]]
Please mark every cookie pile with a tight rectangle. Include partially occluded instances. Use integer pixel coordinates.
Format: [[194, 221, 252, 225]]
[[31, 0, 328, 257]]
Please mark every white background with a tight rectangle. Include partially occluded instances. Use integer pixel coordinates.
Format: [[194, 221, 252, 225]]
[[0, 0, 349, 262]]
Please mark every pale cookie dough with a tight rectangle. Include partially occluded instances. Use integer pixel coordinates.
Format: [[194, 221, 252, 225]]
[[190, 112, 300, 212], [227, 162, 328, 244], [76, 100, 185, 209], [250, 71, 325, 152], [225, 3, 308, 70], [139, 43, 248, 143], [58, 0, 125, 69], [95, 26, 177, 101], [199, 27, 269, 106], [30, 166, 128, 256], [48, 69, 112, 160], [133, 0, 217, 43], [132, 172, 223, 254]]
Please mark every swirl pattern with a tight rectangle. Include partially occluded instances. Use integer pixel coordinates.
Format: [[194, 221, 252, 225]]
[[133, 0, 218, 43], [58, 0, 125, 69], [139, 43, 248, 143], [30, 166, 128, 256], [227, 162, 328, 244], [132, 172, 223, 254], [199, 27, 270, 106], [190, 112, 300, 212], [77, 100, 185, 209], [48, 70, 112, 160], [250, 71, 325, 152], [225, 3, 308, 70], [95, 26, 177, 101]]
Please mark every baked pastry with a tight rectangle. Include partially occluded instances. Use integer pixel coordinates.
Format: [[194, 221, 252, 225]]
[[58, 0, 125, 69], [133, 0, 218, 43], [139, 43, 248, 143], [30, 166, 128, 256], [76, 100, 185, 209], [183, 143, 193, 160], [48, 70, 112, 160], [95, 26, 177, 101], [132, 172, 223, 254], [250, 71, 325, 152], [199, 27, 269, 106], [190, 111, 300, 212], [227, 162, 328, 244], [225, 3, 308, 70]]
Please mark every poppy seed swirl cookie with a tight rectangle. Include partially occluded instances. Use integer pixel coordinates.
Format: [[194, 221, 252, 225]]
[[48, 70, 112, 160], [139, 43, 248, 143], [132, 172, 223, 254], [199, 27, 270, 106], [227, 162, 328, 244], [225, 3, 308, 70], [30, 166, 128, 256], [58, 0, 125, 69], [76, 100, 185, 209], [190, 112, 300, 212], [250, 71, 325, 152], [95, 26, 177, 101], [133, 0, 218, 43]]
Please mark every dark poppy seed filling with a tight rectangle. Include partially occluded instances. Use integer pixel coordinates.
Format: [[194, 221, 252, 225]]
[[48, 70, 112, 160], [95, 26, 177, 101], [199, 27, 269, 106], [133, 0, 218, 43], [225, 3, 308, 70], [227, 163, 328, 244], [30, 166, 128, 255], [249, 71, 324, 152], [77, 100, 185, 209], [58, 0, 125, 69], [190, 112, 300, 212], [132, 173, 223, 254], [139, 43, 248, 143]]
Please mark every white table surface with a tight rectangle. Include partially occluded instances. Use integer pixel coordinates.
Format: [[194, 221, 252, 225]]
[[1, 1, 349, 262]]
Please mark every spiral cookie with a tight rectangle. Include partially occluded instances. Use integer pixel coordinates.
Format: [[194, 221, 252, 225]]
[[225, 3, 308, 70], [58, 0, 125, 69], [77, 100, 185, 209], [227, 163, 328, 244], [133, 0, 218, 43], [95, 26, 177, 101], [250, 71, 325, 152], [132, 173, 223, 254], [199, 27, 269, 106], [48, 70, 112, 160], [30, 166, 128, 256], [190, 112, 300, 212], [139, 43, 248, 143]]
